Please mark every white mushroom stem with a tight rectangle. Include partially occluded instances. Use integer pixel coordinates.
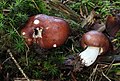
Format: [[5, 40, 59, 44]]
[[79, 46, 100, 66]]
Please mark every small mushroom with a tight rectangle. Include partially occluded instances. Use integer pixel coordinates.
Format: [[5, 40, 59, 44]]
[[79, 30, 109, 66], [21, 14, 70, 49]]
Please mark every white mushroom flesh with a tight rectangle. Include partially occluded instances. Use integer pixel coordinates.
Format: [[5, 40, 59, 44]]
[[53, 44, 57, 47], [22, 32, 26, 35], [33, 28, 43, 38], [79, 46, 100, 66], [34, 19, 40, 24]]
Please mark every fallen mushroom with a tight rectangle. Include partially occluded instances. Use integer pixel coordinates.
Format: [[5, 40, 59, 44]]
[[106, 14, 120, 37], [21, 14, 70, 49], [79, 30, 109, 66]]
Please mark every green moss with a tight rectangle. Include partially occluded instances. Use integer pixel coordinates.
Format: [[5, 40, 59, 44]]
[[0, 0, 120, 80]]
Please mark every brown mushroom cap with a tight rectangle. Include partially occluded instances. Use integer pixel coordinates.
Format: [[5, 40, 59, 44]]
[[81, 30, 109, 54], [106, 15, 120, 37], [21, 14, 70, 49]]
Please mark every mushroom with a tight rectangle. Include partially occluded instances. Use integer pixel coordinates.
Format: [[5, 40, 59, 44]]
[[106, 14, 120, 37], [21, 14, 70, 49], [79, 30, 109, 66]]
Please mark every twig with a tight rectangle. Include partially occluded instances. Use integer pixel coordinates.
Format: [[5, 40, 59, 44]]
[[71, 72, 77, 81], [81, 10, 95, 28], [62, 0, 70, 4], [31, 0, 40, 12], [88, 64, 98, 81], [25, 45, 29, 66], [6, 72, 9, 81], [7, 49, 30, 81], [48, 1, 81, 22], [102, 72, 111, 81], [2, 57, 11, 65], [14, 78, 44, 81], [85, 6, 88, 16], [9, 22, 29, 66], [79, 6, 86, 18], [105, 59, 115, 75], [112, 63, 120, 66], [99, 59, 114, 81], [97, 54, 120, 64]]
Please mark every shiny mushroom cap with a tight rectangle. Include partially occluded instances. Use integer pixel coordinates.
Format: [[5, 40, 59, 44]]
[[21, 14, 70, 49], [79, 30, 110, 66], [106, 14, 120, 37], [81, 30, 109, 54]]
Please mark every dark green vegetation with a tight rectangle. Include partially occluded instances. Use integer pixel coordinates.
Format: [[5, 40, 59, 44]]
[[0, 0, 120, 81]]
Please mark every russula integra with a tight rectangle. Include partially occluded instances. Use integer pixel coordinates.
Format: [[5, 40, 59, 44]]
[[106, 14, 120, 37], [21, 14, 70, 49], [80, 30, 109, 66]]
